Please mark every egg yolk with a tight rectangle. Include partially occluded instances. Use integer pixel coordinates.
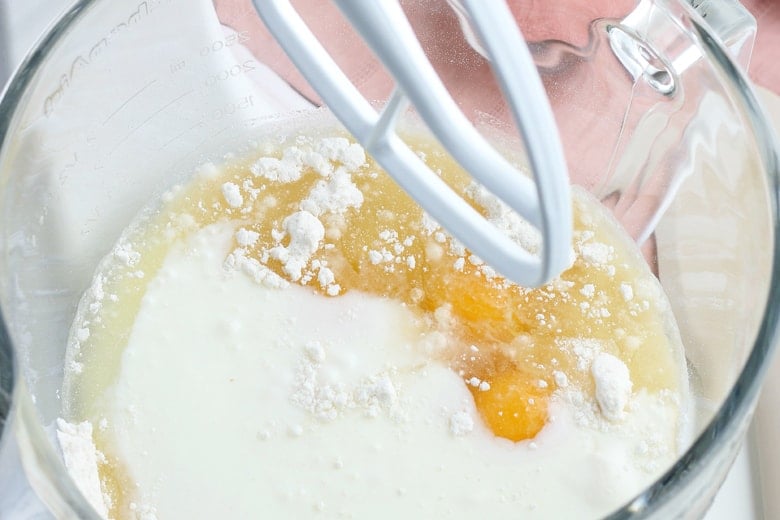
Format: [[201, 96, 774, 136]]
[[470, 369, 550, 442]]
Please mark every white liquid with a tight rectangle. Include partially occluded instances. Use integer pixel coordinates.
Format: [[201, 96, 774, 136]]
[[60, 132, 689, 519], [86, 222, 683, 519]]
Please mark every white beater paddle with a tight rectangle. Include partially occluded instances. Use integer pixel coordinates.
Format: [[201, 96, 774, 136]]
[[252, 0, 572, 287]]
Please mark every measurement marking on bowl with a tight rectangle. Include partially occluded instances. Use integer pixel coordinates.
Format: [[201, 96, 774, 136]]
[[158, 120, 206, 151], [108, 89, 194, 155], [101, 79, 158, 126]]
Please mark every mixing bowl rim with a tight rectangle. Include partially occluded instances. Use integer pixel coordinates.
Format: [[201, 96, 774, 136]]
[[605, 1, 780, 516], [0, 1, 105, 517]]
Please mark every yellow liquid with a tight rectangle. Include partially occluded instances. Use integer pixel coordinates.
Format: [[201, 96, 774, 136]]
[[64, 130, 685, 517]]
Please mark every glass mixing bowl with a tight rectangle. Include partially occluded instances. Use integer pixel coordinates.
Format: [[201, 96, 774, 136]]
[[0, 0, 778, 517]]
